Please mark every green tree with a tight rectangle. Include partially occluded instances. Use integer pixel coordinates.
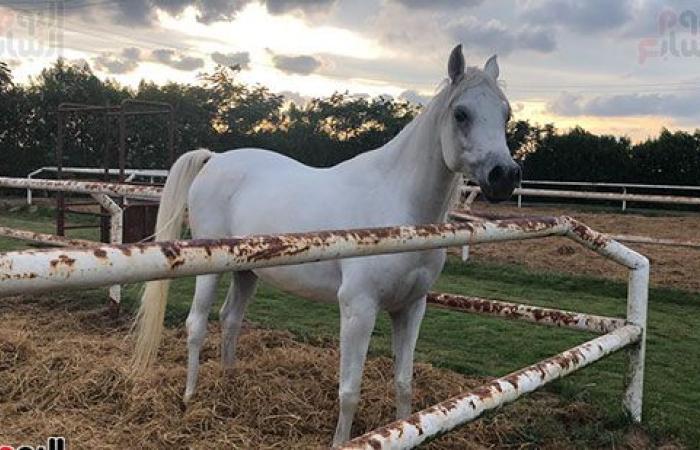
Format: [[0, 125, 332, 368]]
[[133, 81, 219, 168], [632, 129, 700, 185], [0, 61, 12, 90], [507, 120, 548, 159], [522, 126, 632, 182]]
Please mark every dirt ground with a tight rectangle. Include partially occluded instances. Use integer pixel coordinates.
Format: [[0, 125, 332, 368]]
[[0, 294, 668, 450], [464, 203, 700, 292]]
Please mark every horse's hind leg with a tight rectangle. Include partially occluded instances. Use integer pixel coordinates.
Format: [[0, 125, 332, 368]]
[[184, 273, 220, 403], [390, 296, 427, 419], [220, 270, 258, 370]]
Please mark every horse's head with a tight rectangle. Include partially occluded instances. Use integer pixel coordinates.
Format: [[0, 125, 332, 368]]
[[439, 44, 520, 202]]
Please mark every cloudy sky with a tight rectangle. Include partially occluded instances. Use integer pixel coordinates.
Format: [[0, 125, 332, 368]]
[[2, 0, 700, 141]]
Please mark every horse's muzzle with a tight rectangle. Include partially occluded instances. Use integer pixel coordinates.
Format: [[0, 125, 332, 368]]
[[481, 163, 521, 203]]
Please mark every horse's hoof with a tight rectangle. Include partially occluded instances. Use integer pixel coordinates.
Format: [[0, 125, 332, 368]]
[[179, 397, 189, 412], [221, 366, 236, 378]]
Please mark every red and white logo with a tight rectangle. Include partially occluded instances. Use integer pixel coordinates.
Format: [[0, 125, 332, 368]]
[[0, 437, 65, 450]]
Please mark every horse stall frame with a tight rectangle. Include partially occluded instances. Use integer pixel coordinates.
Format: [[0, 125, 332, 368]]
[[55, 100, 175, 238], [0, 180, 648, 449]]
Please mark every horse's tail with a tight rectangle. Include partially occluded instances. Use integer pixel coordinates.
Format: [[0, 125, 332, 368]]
[[132, 148, 214, 374]]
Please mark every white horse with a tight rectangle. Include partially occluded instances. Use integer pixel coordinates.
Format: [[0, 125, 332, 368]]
[[133, 45, 520, 446]]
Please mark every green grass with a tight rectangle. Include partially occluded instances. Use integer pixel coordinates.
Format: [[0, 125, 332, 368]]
[[1, 205, 698, 447], [116, 261, 698, 447], [0, 205, 100, 251]]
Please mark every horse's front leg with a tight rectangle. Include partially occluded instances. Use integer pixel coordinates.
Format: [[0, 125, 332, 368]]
[[332, 293, 379, 447], [390, 296, 427, 419], [184, 273, 220, 403]]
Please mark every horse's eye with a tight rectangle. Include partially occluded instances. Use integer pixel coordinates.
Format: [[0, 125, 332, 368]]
[[454, 107, 469, 123]]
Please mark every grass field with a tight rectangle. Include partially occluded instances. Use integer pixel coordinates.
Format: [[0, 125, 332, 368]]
[[1, 205, 698, 447]]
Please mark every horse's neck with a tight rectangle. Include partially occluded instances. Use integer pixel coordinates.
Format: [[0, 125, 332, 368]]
[[374, 98, 458, 223]]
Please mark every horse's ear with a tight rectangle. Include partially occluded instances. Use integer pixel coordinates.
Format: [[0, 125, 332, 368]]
[[484, 54, 499, 79], [448, 44, 465, 84]]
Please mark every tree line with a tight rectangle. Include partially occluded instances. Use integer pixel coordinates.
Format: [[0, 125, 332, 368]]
[[1, 59, 698, 186]]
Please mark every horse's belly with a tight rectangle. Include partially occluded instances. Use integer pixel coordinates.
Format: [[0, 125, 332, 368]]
[[253, 261, 341, 304]]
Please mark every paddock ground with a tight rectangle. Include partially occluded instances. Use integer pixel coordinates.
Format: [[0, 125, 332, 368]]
[[0, 294, 657, 449], [0, 202, 697, 448], [467, 202, 700, 292]]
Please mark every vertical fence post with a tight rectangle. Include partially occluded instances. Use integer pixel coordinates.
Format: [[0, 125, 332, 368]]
[[623, 258, 649, 422], [622, 187, 627, 211], [56, 111, 65, 236], [26, 168, 44, 206], [461, 245, 470, 262], [91, 194, 123, 308]]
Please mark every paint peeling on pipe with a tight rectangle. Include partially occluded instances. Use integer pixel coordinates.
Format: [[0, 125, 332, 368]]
[[426, 292, 625, 334], [340, 324, 642, 450], [91, 194, 123, 304], [0, 217, 646, 296], [0, 226, 96, 248], [0, 176, 162, 199]]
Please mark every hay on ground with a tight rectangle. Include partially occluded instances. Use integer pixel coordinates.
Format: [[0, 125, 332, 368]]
[[0, 294, 659, 449]]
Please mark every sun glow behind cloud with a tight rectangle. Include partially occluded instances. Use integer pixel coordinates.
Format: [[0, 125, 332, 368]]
[[513, 100, 672, 143], [2, 0, 696, 141], [157, 4, 385, 60], [142, 3, 398, 97]]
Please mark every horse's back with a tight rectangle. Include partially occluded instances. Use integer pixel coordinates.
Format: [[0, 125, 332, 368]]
[[189, 147, 389, 234], [186, 147, 444, 306]]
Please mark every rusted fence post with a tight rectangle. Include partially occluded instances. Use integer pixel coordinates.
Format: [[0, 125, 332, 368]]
[[91, 194, 123, 307]]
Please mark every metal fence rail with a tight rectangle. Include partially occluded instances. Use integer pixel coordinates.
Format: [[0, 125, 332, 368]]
[[522, 180, 700, 191], [0, 176, 161, 304], [342, 324, 642, 450], [0, 214, 648, 449], [0, 177, 649, 448], [0, 176, 162, 200], [461, 185, 700, 208], [0, 226, 96, 248], [0, 216, 645, 293], [426, 292, 625, 334], [26, 167, 168, 205]]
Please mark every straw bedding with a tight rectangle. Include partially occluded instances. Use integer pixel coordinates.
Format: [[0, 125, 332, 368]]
[[1, 293, 622, 449]]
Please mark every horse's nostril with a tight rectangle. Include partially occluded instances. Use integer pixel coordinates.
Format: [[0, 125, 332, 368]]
[[487, 165, 505, 185]]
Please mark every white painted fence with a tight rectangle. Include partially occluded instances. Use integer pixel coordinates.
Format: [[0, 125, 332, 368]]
[[461, 179, 700, 211], [26, 166, 168, 205]]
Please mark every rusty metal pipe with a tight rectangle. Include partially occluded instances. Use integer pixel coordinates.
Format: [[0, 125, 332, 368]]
[[427, 292, 625, 334], [92, 194, 123, 304], [0, 215, 648, 425], [0, 217, 645, 296], [624, 264, 648, 423], [0, 219, 569, 295], [0, 177, 162, 199], [340, 324, 642, 450], [0, 226, 96, 248]]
